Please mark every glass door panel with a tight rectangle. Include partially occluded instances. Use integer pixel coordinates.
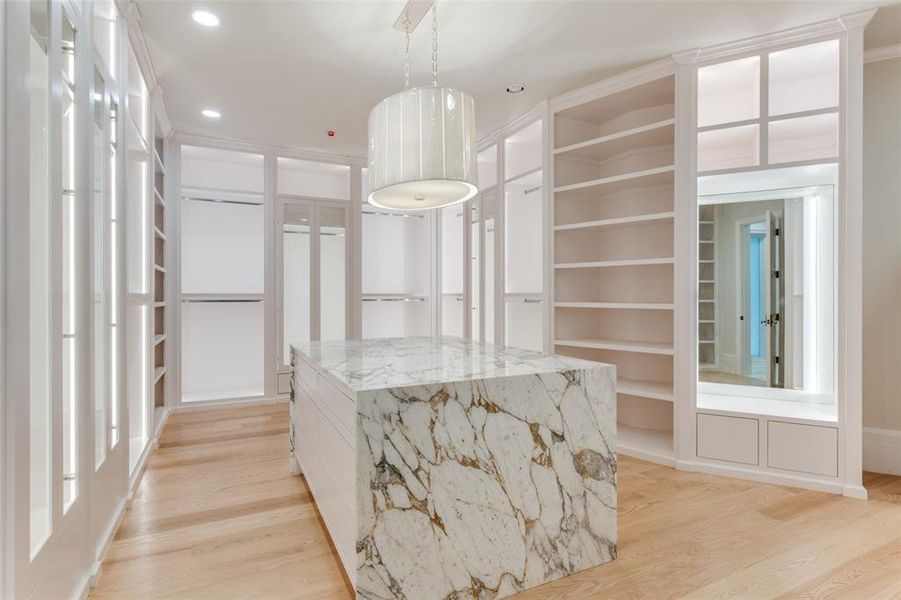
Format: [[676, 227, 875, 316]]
[[61, 13, 78, 506], [29, 0, 52, 555], [471, 199, 481, 341], [283, 202, 311, 358], [483, 191, 497, 344], [441, 204, 464, 336], [319, 204, 347, 341], [505, 167, 544, 351]]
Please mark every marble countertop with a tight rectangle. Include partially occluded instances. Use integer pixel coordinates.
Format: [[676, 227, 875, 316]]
[[292, 336, 610, 393]]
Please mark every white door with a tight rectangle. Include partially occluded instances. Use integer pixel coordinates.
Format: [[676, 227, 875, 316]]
[[8, 1, 91, 596], [88, 36, 128, 566]]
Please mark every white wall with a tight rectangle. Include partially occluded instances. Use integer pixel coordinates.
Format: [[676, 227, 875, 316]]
[[862, 56, 901, 471]]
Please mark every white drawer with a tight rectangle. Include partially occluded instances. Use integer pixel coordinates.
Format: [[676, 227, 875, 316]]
[[318, 375, 355, 442], [301, 420, 355, 581], [296, 358, 318, 395], [319, 408, 356, 505], [277, 371, 292, 395], [295, 384, 319, 462], [697, 413, 759, 465], [768, 421, 838, 477]]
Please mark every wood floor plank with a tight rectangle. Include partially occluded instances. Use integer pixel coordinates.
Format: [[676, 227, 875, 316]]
[[89, 403, 901, 600]]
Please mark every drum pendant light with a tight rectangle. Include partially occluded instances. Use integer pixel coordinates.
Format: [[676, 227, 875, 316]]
[[367, 2, 478, 210]]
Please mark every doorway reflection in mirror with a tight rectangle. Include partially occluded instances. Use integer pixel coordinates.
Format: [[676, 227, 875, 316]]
[[697, 186, 834, 396]]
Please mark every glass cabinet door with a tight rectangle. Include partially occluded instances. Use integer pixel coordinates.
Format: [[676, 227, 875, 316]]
[[441, 203, 464, 337], [318, 203, 348, 341], [282, 202, 311, 358]]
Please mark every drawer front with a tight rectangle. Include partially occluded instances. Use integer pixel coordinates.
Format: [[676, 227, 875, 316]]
[[295, 384, 319, 462], [296, 357, 318, 395], [768, 421, 838, 477], [318, 375, 355, 442], [277, 371, 292, 395], [697, 413, 759, 465], [300, 433, 355, 580], [319, 408, 356, 506]]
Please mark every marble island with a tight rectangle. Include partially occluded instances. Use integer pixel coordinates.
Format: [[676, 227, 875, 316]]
[[290, 337, 617, 599]]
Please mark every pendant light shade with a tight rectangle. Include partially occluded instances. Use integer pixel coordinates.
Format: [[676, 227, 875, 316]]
[[367, 86, 478, 210]]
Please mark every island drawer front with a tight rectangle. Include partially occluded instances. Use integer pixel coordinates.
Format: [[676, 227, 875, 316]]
[[295, 384, 319, 461], [319, 406, 356, 506], [318, 375, 355, 442], [296, 357, 318, 395], [300, 425, 355, 580], [697, 413, 759, 465], [768, 421, 838, 477]]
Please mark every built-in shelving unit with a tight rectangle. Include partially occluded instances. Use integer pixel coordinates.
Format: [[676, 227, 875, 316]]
[[152, 126, 167, 413], [698, 205, 716, 367], [553, 70, 677, 464]]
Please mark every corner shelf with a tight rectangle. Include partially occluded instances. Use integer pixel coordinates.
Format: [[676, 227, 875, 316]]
[[555, 257, 674, 270], [553, 165, 674, 196], [554, 302, 674, 310], [617, 424, 675, 466], [618, 378, 675, 402], [555, 338, 674, 355], [555, 211, 674, 232], [554, 119, 675, 162]]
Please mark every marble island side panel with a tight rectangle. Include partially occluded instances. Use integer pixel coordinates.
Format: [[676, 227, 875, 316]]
[[355, 366, 617, 599]]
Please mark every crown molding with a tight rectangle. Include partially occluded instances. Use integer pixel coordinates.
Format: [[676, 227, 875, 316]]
[[865, 44, 901, 64], [117, 0, 173, 136], [174, 132, 366, 166], [690, 8, 877, 64]]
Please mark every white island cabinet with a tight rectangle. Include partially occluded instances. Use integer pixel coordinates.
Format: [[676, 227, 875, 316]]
[[290, 337, 617, 599]]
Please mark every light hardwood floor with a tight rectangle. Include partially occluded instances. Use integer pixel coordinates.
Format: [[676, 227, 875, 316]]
[[90, 403, 901, 599]]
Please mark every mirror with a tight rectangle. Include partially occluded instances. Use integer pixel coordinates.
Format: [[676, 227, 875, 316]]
[[697, 185, 834, 397]]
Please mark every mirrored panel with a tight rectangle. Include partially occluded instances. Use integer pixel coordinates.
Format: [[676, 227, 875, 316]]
[[697, 184, 834, 401]]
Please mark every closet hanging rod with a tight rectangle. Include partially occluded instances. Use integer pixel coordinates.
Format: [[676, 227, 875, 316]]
[[182, 195, 263, 207], [181, 298, 263, 303], [362, 297, 426, 302], [283, 230, 344, 237], [362, 209, 425, 219]]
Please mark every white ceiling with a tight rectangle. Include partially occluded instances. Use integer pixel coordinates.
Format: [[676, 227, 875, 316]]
[[136, 0, 898, 158]]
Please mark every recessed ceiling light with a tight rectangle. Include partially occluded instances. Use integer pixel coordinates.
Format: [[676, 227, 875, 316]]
[[506, 85, 525, 94], [192, 10, 220, 27], [201, 109, 221, 119]]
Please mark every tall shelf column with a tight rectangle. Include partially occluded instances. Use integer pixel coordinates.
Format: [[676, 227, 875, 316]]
[[550, 63, 678, 465]]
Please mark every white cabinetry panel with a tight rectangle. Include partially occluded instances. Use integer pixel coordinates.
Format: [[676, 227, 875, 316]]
[[768, 421, 838, 477], [697, 413, 759, 465]]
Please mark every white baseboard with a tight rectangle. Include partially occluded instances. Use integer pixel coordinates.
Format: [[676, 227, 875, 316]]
[[78, 495, 129, 598], [863, 427, 901, 476], [677, 458, 851, 496], [170, 395, 288, 412]]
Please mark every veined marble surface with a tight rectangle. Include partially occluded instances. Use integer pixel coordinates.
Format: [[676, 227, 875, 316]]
[[291, 338, 617, 599], [293, 336, 604, 393]]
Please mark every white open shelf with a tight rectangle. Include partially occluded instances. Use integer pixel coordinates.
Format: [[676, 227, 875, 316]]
[[555, 257, 674, 269], [555, 338, 674, 355], [618, 378, 674, 402], [554, 211, 674, 232], [617, 424, 675, 465], [554, 302, 673, 310], [554, 165, 674, 196], [554, 119, 674, 162]]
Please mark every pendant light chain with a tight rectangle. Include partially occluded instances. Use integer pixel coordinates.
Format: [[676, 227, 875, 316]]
[[431, 2, 439, 86], [403, 13, 411, 89]]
